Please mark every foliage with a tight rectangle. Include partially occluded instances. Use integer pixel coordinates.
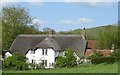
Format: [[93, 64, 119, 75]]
[[88, 50, 115, 64], [88, 51, 103, 59], [2, 6, 40, 50], [59, 25, 118, 49], [91, 57, 115, 64], [3, 52, 28, 70], [56, 56, 66, 68], [97, 25, 118, 49], [56, 49, 77, 68], [43, 27, 56, 34], [110, 49, 120, 61]]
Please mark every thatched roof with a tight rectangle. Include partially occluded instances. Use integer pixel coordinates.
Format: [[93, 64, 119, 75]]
[[10, 35, 86, 58], [36, 37, 61, 50]]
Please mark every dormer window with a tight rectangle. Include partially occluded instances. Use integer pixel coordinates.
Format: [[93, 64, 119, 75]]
[[42, 49, 47, 55], [31, 50, 35, 54]]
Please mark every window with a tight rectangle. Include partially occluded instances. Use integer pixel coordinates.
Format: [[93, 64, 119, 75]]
[[45, 49, 47, 55], [49, 63, 52, 67], [31, 59, 36, 64], [42, 49, 47, 55], [31, 50, 35, 54], [45, 60, 47, 67], [42, 49, 44, 55], [42, 60, 47, 67]]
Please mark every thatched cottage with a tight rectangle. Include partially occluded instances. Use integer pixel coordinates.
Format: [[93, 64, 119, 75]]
[[5, 35, 86, 68]]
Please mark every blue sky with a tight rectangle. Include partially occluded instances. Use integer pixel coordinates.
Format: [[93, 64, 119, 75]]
[[2, 2, 118, 31]]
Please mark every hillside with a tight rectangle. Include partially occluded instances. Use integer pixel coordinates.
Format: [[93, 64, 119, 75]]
[[59, 25, 118, 40]]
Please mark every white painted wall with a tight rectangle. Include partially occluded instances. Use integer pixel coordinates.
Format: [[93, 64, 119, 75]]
[[26, 48, 55, 68], [55, 51, 63, 57]]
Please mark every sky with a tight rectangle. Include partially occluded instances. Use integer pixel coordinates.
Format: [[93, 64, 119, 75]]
[[1, 0, 119, 31]]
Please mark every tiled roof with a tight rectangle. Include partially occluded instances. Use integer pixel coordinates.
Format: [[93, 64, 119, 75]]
[[87, 40, 97, 49], [85, 49, 113, 57]]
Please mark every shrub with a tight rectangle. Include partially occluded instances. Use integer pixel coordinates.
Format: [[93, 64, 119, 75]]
[[88, 51, 103, 59], [91, 57, 115, 64], [88, 51, 115, 64], [56, 49, 77, 68], [3, 52, 28, 70], [110, 49, 120, 61]]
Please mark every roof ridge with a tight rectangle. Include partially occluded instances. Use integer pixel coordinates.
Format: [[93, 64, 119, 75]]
[[18, 34, 83, 37]]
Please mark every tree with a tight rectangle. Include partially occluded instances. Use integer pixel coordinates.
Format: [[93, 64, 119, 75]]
[[43, 27, 56, 34], [56, 49, 77, 68], [3, 52, 28, 70], [2, 6, 40, 50], [97, 25, 118, 49]]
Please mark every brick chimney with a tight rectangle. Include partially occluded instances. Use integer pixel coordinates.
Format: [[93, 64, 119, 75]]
[[48, 29, 55, 37], [82, 28, 86, 40]]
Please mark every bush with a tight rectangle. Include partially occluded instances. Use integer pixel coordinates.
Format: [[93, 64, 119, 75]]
[[3, 52, 28, 70], [88, 51, 103, 59], [91, 57, 115, 64], [88, 51, 115, 64], [56, 49, 77, 68], [110, 49, 120, 61]]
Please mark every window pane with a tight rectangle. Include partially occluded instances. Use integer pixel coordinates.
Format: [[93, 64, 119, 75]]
[[31, 50, 35, 54], [45, 49, 47, 55], [45, 60, 47, 67], [42, 49, 44, 55]]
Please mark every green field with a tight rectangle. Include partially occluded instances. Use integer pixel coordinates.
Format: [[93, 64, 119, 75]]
[[3, 63, 118, 73]]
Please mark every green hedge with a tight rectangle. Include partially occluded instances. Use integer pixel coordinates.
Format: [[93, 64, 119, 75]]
[[91, 57, 115, 64]]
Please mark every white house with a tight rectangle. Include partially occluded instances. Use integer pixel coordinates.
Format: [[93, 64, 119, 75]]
[[4, 35, 86, 68]]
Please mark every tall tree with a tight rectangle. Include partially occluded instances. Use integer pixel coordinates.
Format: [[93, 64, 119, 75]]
[[2, 6, 40, 50]]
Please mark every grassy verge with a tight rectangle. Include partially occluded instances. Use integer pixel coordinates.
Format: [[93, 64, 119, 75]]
[[3, 63, 118, 73]]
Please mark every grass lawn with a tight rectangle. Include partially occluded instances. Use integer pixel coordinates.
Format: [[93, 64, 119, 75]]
[[3, 63, 118, 73]]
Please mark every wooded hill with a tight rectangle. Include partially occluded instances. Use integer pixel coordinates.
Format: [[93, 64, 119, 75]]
[[59, 25, 118, 40]]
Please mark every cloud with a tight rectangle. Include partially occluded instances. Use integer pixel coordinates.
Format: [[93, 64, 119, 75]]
[[1, 0, 43, 2], [61, 18, 94, 25], [64, 0, 118, 7], [32, 19, 47, 25], [77, 18, 94, 24], [61, 20, 73, 25], [1, 0, 20, 2], [1, 0, 43, 7], [30, 2, 43, 6]]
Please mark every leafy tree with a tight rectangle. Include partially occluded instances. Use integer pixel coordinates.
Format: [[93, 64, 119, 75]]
[[3, 52, 28, 70], [2, 6, 40, 50], [43, 27, 56, 34], [56, 49, 77, 68], [97, 25, 118, 49]]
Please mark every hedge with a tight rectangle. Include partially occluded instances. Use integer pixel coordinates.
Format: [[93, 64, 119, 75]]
[[91, 57, 115, 64]]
